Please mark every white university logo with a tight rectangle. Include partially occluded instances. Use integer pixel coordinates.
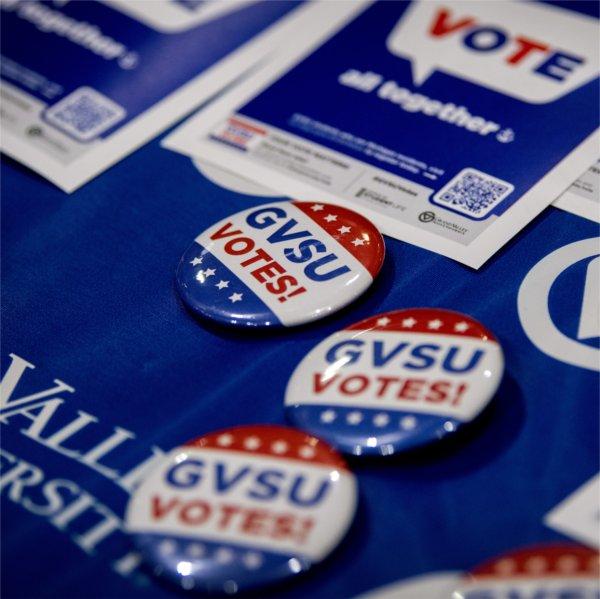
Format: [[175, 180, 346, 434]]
[[518, 237, 600, 371]]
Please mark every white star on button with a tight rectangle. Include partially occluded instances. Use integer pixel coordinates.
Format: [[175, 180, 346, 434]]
[[324, 214, 338, 222], [402, 317, 417, 328], [310, 204, 324, 212], [373, 413, 390, 427], [196, 268, 216, 282], [229, 292, 243, 303], [346, 411, 363, 425], [495, 558, 517, 576], [186, 543, 206, 558], [454, 321, 470, 332], [243, 436, 261, 450], [351, 237, 366, 247], [377, 317, 391, 326], [337, 225, 351, 235], [444, 421, 456, 433], [271, 440, 288, 454], [298, 445, 316, 459], [400, 416, 417, 430], [556, 555, 579, 574], [320, 409, 336, 423], [190, 256, 203, 266], [215, 548, 234, 564], [525, 557, 548, 574], [159, 540, 176, 555], [242, 552, 264, 570], [215, 280, 229, 290], [217, 433, 234, 446], [427, 319, 443, 330]]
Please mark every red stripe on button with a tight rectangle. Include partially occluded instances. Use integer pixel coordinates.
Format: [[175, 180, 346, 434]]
[[346, 308, 497, 342], [184, 424, 349, 471], [292, 202, 384, 279], [469, 544, 599, 579]]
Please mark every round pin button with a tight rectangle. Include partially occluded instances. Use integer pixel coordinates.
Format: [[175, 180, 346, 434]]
[[454, 544, 599, 596], [285, 308, 504, 456], [175, 200, 384, 327], [125, 425, 357, 594]]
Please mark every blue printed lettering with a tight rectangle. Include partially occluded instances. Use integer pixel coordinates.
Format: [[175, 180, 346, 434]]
[[303, 254, 350, 282], [166, 459, 204, 489], [373, 341, 409, 367], [289, 475, 331, 507]]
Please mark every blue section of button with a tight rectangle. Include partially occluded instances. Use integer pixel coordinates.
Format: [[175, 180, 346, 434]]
[[176, 241, 282, 327], [132, 532, 310, 594], [285, 404, 463, 456]]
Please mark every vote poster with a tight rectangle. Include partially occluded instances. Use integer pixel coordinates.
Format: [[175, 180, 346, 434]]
[[164, 0, 599, 268], [0, 0, 307, 192]]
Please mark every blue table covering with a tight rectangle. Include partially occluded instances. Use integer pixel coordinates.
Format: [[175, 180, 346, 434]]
[[2, 132, 598, 597]]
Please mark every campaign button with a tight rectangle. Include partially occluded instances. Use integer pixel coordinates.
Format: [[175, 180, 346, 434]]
[[175, 200, 384, 327], [125, 425, 357, 594], [454, 543, 599, 597], [285, 308, 504, 456]]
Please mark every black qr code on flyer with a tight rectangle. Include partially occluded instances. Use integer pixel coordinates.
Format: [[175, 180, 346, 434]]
[[432, 168, 514, 219], [44, 87, 126, 142]]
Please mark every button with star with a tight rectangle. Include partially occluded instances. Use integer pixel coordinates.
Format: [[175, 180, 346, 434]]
[[125, 425, 357, 593], [285, 308, 504, 456], [453, 543, 599, 597], [175, 200, 384, 327]]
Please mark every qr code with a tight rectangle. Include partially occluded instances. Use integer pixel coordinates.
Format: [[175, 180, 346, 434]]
[[432, 168, 514, 219], [44, 87, 125, 142]]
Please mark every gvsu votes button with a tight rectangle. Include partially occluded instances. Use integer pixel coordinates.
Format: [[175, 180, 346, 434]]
[[125, 425, 357, 593], [285, 308, 504, 456], [175, 200, 384, 327]]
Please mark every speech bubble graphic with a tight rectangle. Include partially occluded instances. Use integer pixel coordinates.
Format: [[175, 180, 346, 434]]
[[386, 1, 599, 104]]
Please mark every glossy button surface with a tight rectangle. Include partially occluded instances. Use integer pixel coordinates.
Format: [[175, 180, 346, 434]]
[[175, 200, 384, 327], [454, 544, 599, 597], [125, 425, 357, 594], [357, 571, 463, 599], [285, 308, 504, 456]]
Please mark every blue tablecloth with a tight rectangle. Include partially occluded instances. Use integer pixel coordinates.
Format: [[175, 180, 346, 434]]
[[2, 130, 598, 597]]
